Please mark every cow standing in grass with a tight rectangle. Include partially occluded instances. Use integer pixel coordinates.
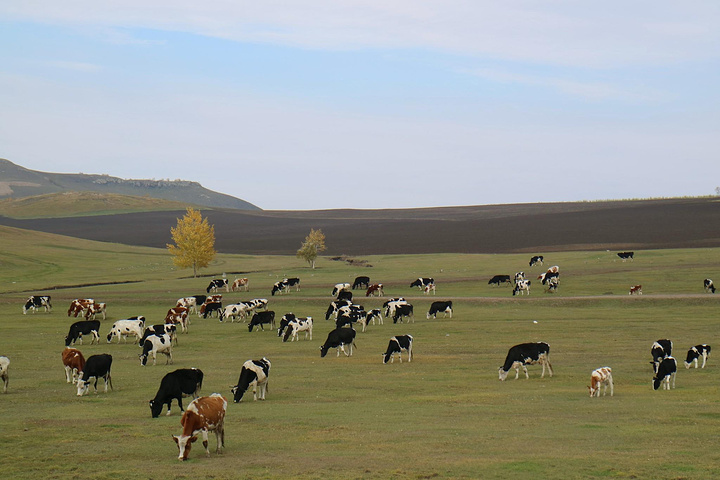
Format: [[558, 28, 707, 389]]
[[588, 367, 613, 397], [173, 394, 227, 461]]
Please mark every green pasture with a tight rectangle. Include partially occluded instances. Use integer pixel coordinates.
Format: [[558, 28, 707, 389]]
[[1, 225, 720, 479]]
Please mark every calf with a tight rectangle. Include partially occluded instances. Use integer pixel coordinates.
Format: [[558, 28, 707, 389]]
[[498, 342, 553, 381], [332, 283, 351, 297], [651, 339, 673, 373], [248, 311, 276, 332], [488, 275, 511, 287], [84, 302, 107, 320], [231, 277, 249, 292], [365, 283, 384, 297], [410, 277, 434, 290], [588, 367, 613, 397], [173, 394, 227, 461], [352, 276, 370, 290], [139, 333, 173, 366], [529, 255, 544, 267], [653, 357, 677, 390], [704, 278, 716, 293], [62, 348, 86, 384], [283, 317, 313, 342], [617, 251, 634, 261], [685, 344, 711, 369], [512, 280, 531, 296], [427, 301, 453, 319], [65, 320, 101, 347], [382, 335, 413, 364], [140, 324, 178, 347], [629, 285, 642, 295], [77, 354, 112, 396], [320, 328, 357, 357], [0, 356, 9, 393], [23, 295, 52, 314], [206, 278, 229, 293], [106, 317, 146, 344], [150, 368, 204, 418], [231, 358, 271, 402]]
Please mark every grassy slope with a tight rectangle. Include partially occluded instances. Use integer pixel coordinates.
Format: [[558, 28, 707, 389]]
[[1, 226, 720, 479]]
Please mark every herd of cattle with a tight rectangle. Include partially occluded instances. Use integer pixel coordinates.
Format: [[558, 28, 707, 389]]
[[7, 252, 718, 460]]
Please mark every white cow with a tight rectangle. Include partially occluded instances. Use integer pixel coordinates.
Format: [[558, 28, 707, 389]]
[[106, 317, 145, 343], [0, 356, 9, 393]]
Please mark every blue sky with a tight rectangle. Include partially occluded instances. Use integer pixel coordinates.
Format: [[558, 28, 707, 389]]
[[1, 2, 718, 210]]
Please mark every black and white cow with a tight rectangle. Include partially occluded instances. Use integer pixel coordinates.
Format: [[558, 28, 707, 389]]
[[383, 298, 408, 318], [23, 295, 52, 314], [140, 324, 178, 347], [427, 301, 453, 319], [271, 281, 285, 296], [231, 358, 271, 402], [382, 335, 413, 364], [651, 339, 673, 373], [219, 303, 250, 323], [277, 313, 297, 337], [498, 342, 553, 381], [139, 333, 173, 366], [512, 280, 531, 296], [77, 354, 113, 396], [488, 275, 511, 287], [206, 278, 229, 293], [336, 304, 367, 329], [617, 251, 634, 261], [65, 320, 101, 347], [410, 278, 434, 290], [106, 317, 146, 344], [653, 356, 677, 390], [685, 344, 711, 369], [704, 279, 716, 293], [529, 255, 544, 267], [544, 276, 559, 293], [248, 311, 276, 332], [332, 283, 352, 297], [283, 317, 313, 342], [392, 304, 414, 324], [284, 277, 301, 291], [149, 368, 204, 417], [320, 328, 357, 357], [352, 276, 370, 290], [325, 299, 352, 320]]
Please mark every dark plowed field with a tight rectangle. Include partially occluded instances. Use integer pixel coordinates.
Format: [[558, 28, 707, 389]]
[[1, 197, 719, 255]]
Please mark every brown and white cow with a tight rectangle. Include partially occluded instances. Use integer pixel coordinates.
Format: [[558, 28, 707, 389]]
[[67, 298, 94, 317], [629, 285, 642, 295], [165, 307, 189, 333], [172, 394, 227, 461], [365, 283, 384, 297], [587, 367, 613, 397], [231, 278, 250, 292], [62, 348, 86, 384], [176, 297, 198, 314], [423, 283, 436, 295], [84, 302, 107, 320]]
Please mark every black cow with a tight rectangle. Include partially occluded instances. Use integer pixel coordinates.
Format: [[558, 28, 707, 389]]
[[23, 295, 52, 314], [392, 304, 414, 324], [202, 302, 223, 319], [191, 295, 207, 306], [617, 251, 634, 261], [651, 339, 673, 373], [382, 335, 413, 364], [337, 290, 353, 302], [704, 279, 716, 293], [65, 320, 101, 347], [488, 275, 511, 286], [76, 354, 113, 396], [653, 356, 677, 390], [685, 344, 711, 369], [427, 301, 453, 319], [231, 358, 271, 402], [529, 255, 544, 267], [206, 278, 229, 293], [352, 276, 370, 290], [325, 300, 352, 321], [149, 368, 204, 417], [498, 342, 553, 381], [248, 311, 276, 332], [140, 324, 178, 347], [410, 278, 434, 290], [320, 328, 357, 357]]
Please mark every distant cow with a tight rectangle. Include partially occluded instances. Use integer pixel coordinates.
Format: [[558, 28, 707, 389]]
[[67, 298, 94, 317], [140, 324, 178, 347], [423, 283, 436, 295], [106, 317, 145, 344], [410, 278, 434, 290], [284, 277, 301, 291], [65, 320, 101, 347], [248, 311, 276, 332], [173, 394, 227, 461], [366, 309, 383, 326], [352, 276, 370, 290], [383, 298, 408, 318], [653, 357, 677, 390], [382, 335, 413, 364], [62, 348, 85, 384], [219, 304, 250, 323], [529, 255, 544, 267], [325, 299, 352, 321], [498, 342, 553, 381], [149, 368, 204, 418], [320, 328, 357, 357], [0, 356, 9, 393], [231, 358, 271, 402], [176, 297, 198, 314], [83, 302, 107, 320], [23, 295, 52, 314], [231, 278, 250, 292], [651, 339, 673, 373], [283, 317, 313, 342], [544, 276, 559, 293], [392, 304, 414, 324], [488, 275, 511, 286], [588, 367, 613, 397], [685, 344, 711, 369], [617, 251, 634, 261], [629, 285, 642, 295], [427, 301, 453, 319], [704, 279, 716, 293], [206, 278, 229, 293], [166, 306, 190, 332], [366, 283, 384, 297], [77, 354, 113, 396], [512, 279, 531, 296], [139, 333, 173, 366], [332, 283, 352, 297], [201, 302, 223, 320]]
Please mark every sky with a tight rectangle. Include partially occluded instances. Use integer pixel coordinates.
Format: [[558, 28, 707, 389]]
[[1, 2, 718, 210]]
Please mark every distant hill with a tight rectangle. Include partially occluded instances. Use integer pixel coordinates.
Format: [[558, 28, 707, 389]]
[[0, 158, 260, 211]]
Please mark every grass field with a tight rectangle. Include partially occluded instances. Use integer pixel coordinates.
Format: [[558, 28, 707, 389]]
[[1, 225, 720, 479]]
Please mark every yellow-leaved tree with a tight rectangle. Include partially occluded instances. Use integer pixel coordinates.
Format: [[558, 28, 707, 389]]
[[296, 228, 326, 269], [167, 207, 216, 277]]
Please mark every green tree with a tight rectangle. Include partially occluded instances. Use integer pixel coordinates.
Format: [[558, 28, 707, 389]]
[[166, 207, 216, 277], [296, 228, 326, 269]]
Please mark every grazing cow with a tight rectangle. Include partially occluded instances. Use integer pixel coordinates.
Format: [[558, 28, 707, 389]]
[[67, 298, 93, 317], [488, 275, 512, 286], [538, 271, 559, 286], [685, 344, 711, 369], [382, 335, 413, 364], [336, 290, 353, 302], [653, 357, 677, 390], [231, 277, 250, 292], [704, 279, 716, 293], [176, 297, 198, 314], [423, 283, 436, 295], [77, 354, 112, 396], [270, 281, 285, 296], [320, 328, 357, 357], [353, 276, 370, 290], [219, 304, 250, 323], [277, 313, 297, 337], [172, 394, 227, 461], [336, 304, 366, 329], [231, 358, 271, 402], [498, 342, 553, 381], [283, 317, 313, 342], [629, 285, 642, 295], [410, 278, 434, 290], [512, 280, 531, 296], [383, 298, 408, 318], [62, 348, 86, 384], [139, 333, 173, 366], [248, 298, 269, 311], [588, 367, 614, 397], [23, 295, 52, 314], [202, 302, 223, 320], [617, 251, 634, 261], [325, 300, 352, 320], [84, 302, 107, 320], [332, 283, 352, 297], [65, 320, 101, 347], [544, 276, 559, 293], [150, 368, 204, 418], [392, 304, 414, 324], [529, 255, 544, 267], [514, 272, 525, 284], [0, 356, 9, 393], [366, 309, 383, 326], [106, 317, 145, 344], [365, 283, 384, 297], [248, 311, 276, 332], [140, 324, 178, 347], [166, 306, 190, 332], [427, 301, 453, 319], [206, 278, 229, 293], [651, 339, 673, 373]]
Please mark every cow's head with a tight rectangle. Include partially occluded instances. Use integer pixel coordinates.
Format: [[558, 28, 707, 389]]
[[173, 434, 197, 461], [139, 353, 149, 366], [498, 367, 509, 381], [149, 399, 164, 418], [106, 332, 114, 343], [76, 379, 89, 396], [230, 384, 245, 403], [320, 345, 329, 358]]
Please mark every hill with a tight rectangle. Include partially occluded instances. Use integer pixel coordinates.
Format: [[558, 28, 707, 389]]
[[0, 158, 259, 210]]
